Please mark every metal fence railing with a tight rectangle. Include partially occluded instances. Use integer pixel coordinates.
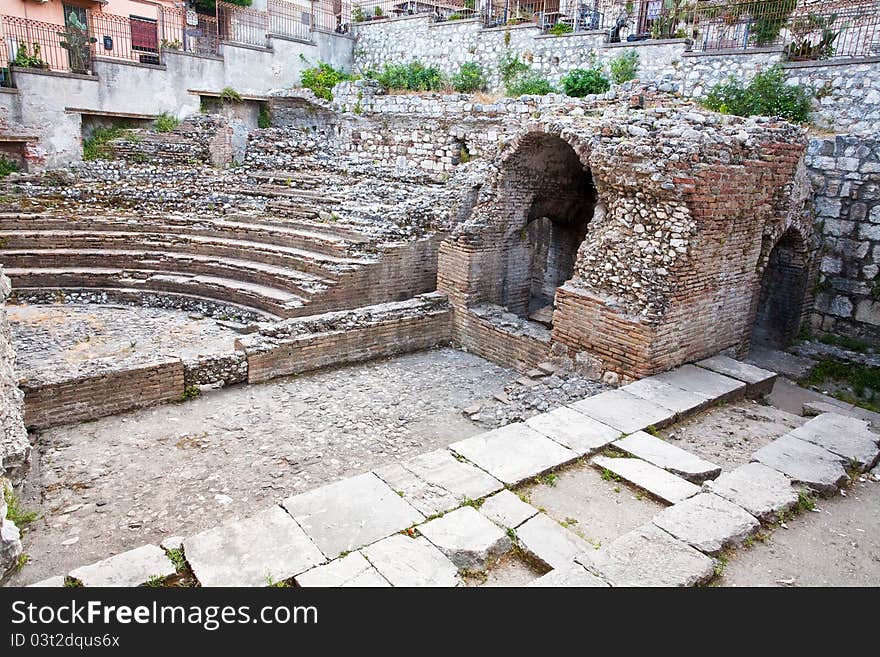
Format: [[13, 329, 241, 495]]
[[269, 0, 313, 40], [314, 0, 353, 32], [217, 1, 270, 48], [91, 11, 161, 65], [161, 6, 221, 57], [1, 15, 83, 73]]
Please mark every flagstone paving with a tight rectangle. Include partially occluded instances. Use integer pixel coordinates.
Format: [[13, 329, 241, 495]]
[[26, 357, 880, 588]]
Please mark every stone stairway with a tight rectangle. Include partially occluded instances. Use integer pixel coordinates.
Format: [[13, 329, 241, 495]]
[[24, 354, 880, 587], [0, 211, 384, 320]]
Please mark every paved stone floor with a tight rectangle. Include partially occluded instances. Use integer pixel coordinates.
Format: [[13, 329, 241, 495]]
[[9, 348, 515, 585], [9, 303, 240, 384]]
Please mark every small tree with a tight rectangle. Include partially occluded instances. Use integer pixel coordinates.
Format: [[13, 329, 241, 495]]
[[58, 11, 96, 74]]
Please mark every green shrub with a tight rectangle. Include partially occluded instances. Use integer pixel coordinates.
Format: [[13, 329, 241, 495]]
[[499, 51, 529, 86], [0, 156, 19, 178], [448, 13, 463, 20], [703, 66, 812, 123], [506, 70, 554, 97], [258, 103, 271, 129], [82, 126, 134, 161], [375, 61, 444, 91], [451, 62, 486, 93], [4, 486, 38, 528], [154, 112, 179, 133], [219, 86, 243, 103], [609, 49, 639, 84], [748, 0, 797, 46], [561, 66, 610, 97], [300, 61, 352, 100], [548, 22, 573, 36]]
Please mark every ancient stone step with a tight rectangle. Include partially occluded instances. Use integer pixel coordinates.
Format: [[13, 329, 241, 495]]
[[296, 552, 389, 587], [621, 376, 712, 417], [183, 506, 325, 587], [525, 406, 621, 456], [282, 473, 424, 559], [652, 364, 747, 403], [591, 455, 700, 504], [479, 489, 539, 529], [695, 354, 777, 397], [569, 389, 677, 435], [360, 534, 460, 587], [527, 563, 609, 587], [67, 544, 175, 587], [751, 434, 850, 493], [577, 523, 715, 587], [652, 492, 760, 555], [787, 413, 880, 470], [515, 513, 593, 570], [448, 423, 576, 486], [418, 506, 512, 571], [613, 432, 722, 483], [702, 462, 800, 521]]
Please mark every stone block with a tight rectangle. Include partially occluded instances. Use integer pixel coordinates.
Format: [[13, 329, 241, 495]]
[[569, 389, 677, 435], [652, 364, 746, 403], [479, 489, 539, 529], [652, 493, 760, 555], [515, 513, 592, 570], [787, 413, 880, 469], [527, 563, 609, 587], [752, 434, 850, 493], [591, 455, 700, 504], [702, 462, 799, 522], [695, 355, 777, 397], [613, 432, 721, 483], [418, 506, 511, 571], [525, 406, 621, 455], [296, 552, 389, 587], [69, 544, 175, 588], [361, 535, 459, 587]]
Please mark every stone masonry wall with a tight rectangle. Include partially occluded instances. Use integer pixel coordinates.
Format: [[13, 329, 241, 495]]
[[808, 133, 880, 340]]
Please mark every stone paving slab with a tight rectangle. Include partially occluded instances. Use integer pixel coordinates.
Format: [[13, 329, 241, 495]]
[[525, 406, 621, 456], [569, 389, 677, 435], [652, 492, 759, 555], [613, 431, 721, 483], [26, 575, 66, 587], [68, 544, 175, 587], [449, 423, 576, 486], [577, 523, 715, 587], [184, 506, 325, 587], [515, 513, 592, 570], [752, 434, 850, 493], [479, 489, 539, 529], [374, 449, 503, 517], [527, 563, 609, 587], [653, 364, 746, 403], [621, 377, 712, 416], [282, 472, 424, 559], [696, 355, 777, 396], [591, 455, 700, 504], [788, 413, 880, 469], [702, 462, 800, 522], [296, 551, 390, 587], [418, 506, 512, 571], [361, 534, 460, 587]]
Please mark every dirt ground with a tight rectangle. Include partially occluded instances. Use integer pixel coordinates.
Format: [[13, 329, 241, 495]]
[[8, 348, 515, 585]]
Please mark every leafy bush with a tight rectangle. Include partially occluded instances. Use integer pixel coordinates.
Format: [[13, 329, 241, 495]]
[[220, 86, 243, 103], [548, 22, 573, 36], [300, 61, 352, 100], [82, 126, 135, 161], [448, 13, 463, 20], [561, 66, 610, 97], [703, 66, 812, 123], [0, 156, 19, 178], [609, 50, 638, 84], [154, 112, 180, 133], [506, 70, 554, 97], [499, 51, 529, 86], [258, 103, 271, 129], [452, 62, 486, 93], [375, 61, 444, 91], [747, 0, 797, 46]]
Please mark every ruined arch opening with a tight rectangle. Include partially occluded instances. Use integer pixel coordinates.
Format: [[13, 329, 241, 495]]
[[500, 133, 597, 325], [751, 229, 809, 349]]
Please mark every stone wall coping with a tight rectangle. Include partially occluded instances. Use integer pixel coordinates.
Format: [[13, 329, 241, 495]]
[[0, 87, 18, 95], [219, 40, 274, 54], [480, 22, 542, 34], [534, 30, 606, 40], [268, 32, 314, 46], [682, 47, 783, 58], [604, 38, 687, 49], [92, 57, 167, 72], [161, 49, 224, 63], [9, 66, 98, 82], [312, 28, 355, 40], [782, 55, 880, 69], [352, 14, 426, 26], [428, 18, 483, 29]]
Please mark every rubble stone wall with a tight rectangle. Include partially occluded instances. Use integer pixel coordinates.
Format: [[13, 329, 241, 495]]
[[808, 133, 880, 341]]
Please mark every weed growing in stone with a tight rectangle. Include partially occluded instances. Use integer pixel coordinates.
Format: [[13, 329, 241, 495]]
[[609, 49, 639, 84], [145, 574, 165, 587], [703, 66, 812, 124], [220, 87, 244, 103], [82, 126, 136, 161], [0, 156, 19, 178], [154, 112, 180, 133], [802, 358, 880, 411], [561, 66, 610, 97], [451, 62, 486, 93], [182, 385, 201, 401], [300, 62, 352, 101], [797, 490, 816, 512], [166, 547, 187, 573], [15, 553, 29, 570], [258, 103, 271, 129], [3, 486, 39, 528]]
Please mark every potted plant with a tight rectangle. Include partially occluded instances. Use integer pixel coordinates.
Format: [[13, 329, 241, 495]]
[[784, 12, 839, 61], [58, 12, 97, 74], [12, 42, 49, 69]]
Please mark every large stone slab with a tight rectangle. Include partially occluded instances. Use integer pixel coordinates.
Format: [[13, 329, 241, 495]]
[[449, 423, 575, 486], [374, 449, 503, 517], [591, 455, 700, 504], [702, 462, 799, 521], [361, 534, 459, 587], [515, 513, 592, 570], [569, 389, 677, 435], [27, 575, 67, 588], [525, 406, 621, 455], [184, 506, 325, 587], [295, 552, 389, 587], [418, 506, 511, 571], [577, 523, 715, 587], [282, 472, 424, 559], [69, 544, 175, 587], [653, 364, 746, 403], [788, 413, 880, 469], [752, 434, 850, 493], [613, 432, 721, 483], [621, 377, 712, 416], [652, 492, 759, 555], [696, 355, 777, 396], [527, 563, 609, 587], [479, 489, 539, 529]]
